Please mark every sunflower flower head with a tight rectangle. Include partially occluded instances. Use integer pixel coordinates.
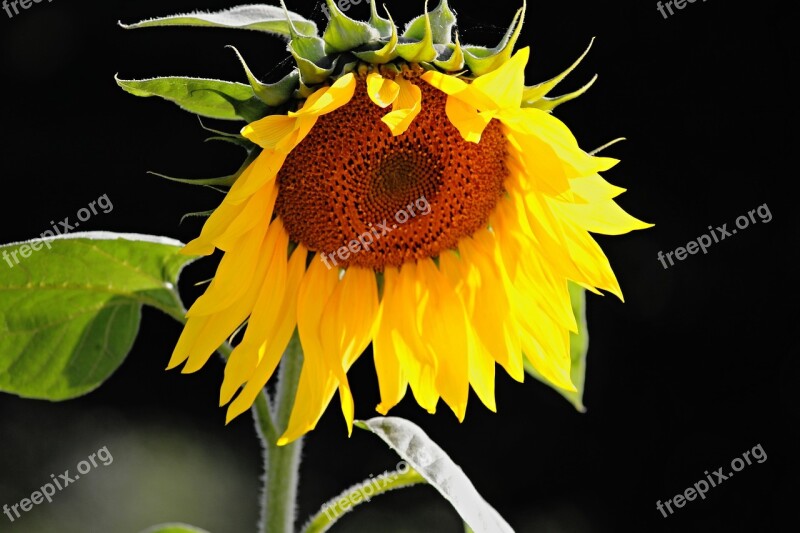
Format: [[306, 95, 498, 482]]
[[155, 0, 652, 445]]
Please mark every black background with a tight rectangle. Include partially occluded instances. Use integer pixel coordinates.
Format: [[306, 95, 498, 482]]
[[0, 0, 795, 532]]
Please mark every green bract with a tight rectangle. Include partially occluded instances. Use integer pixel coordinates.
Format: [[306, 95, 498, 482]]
[[117, 0, 593, 123]]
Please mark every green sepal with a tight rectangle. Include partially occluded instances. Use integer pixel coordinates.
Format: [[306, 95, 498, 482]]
[[353, 11, 399, 64], [322, 0, 380, 54], [403, 0, 456, 45], [396, 2, 437, 63], [180, 210, 215, 224], [524, 281, 590, 412], [522, 37, 595, 104], [433, 34, 466, 71], [463, 2, 525, 76], [196, 117, 254, 149], [150, 145, 258, 190], [227, 46, 300, 107], [115, 75, 269, 122], [118, 4, 317, 39], [368, 0, 394, 39], [289, 36, 338, 85], [147, 171, 237, 189], [526, 74, 598, 112]]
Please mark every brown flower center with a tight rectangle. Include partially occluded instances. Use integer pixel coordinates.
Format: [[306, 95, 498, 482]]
[[275, 67, 508, 270]]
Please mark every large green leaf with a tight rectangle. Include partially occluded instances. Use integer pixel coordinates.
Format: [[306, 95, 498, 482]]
[[139, 525, 211, 533], [356, 417, 514, 533], [524, 281, 590, 411], [115, 75, 269, 122], [119, 5, 317, 38], [0, 232, 194, 401]]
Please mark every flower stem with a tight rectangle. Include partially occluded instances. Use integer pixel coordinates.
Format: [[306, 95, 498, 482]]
[[301, 467, 425, 533], [257, 331, 305, 533]]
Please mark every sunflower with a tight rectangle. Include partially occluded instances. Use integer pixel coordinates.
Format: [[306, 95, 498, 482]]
[[166, 0, 651, 445]]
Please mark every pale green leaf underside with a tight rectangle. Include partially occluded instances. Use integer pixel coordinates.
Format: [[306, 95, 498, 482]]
[[524, 281, 589, 411], [119, 4, 317, 38], [0, 232, 193, 401], [356, 417, 514, 533]]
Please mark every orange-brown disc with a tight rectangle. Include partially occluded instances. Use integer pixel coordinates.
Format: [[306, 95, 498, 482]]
[[275, 67, 509, 270]]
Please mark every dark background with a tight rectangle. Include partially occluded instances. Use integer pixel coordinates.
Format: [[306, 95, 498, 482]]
[[0, 0, 794, 532]]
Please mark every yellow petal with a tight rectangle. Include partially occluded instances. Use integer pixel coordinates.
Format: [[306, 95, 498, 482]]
[[505, 129, 570, 196], [416, 258, 470, 421], [241, 73, 356, 152], [381, 78, 422, 136], [224, 243, 307, 422], [319, 267, 379, 434], [278, 254, 342, 443], [372, 266, 409, 415], [470, 47, 529, 110], [226, 149, 288, 205], [241, 114, 299, 151], [292, 73, 356, 117], [219, 219, 289, 404], [186, 221, 270, 317], [551, 196, 654, 236], [170, 225, 275, 373], [386, 262, 439, 413], [213, 179, 277, 252], [445, 96, 494, 143], [570, 174, 627, 203], [500, 108, 618, 179], [420, 69, 469, 96], [366, 72, 400, 108]]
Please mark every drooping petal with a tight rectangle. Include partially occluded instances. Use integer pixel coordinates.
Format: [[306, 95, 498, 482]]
[[319, 267, 379, 434], [185, 220, 271, 317], [372, 266, 409, 415], [168, 223, 274, 372], [219, 219, 290, 405], [366, 72, 400, 108], [416, 258, 470, 421], [380, 77, 422, 136], [224, 242, 308, 423], [278, 253, 342, 444]]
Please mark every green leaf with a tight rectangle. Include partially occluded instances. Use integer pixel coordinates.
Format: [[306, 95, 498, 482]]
[[119, 4, 317, 39], [356, 417, 514, 533], [115, 75, 270, 122], [524, 281, 589, 411], [0, 232, 194, 401], [139, 524, 211, 533]]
